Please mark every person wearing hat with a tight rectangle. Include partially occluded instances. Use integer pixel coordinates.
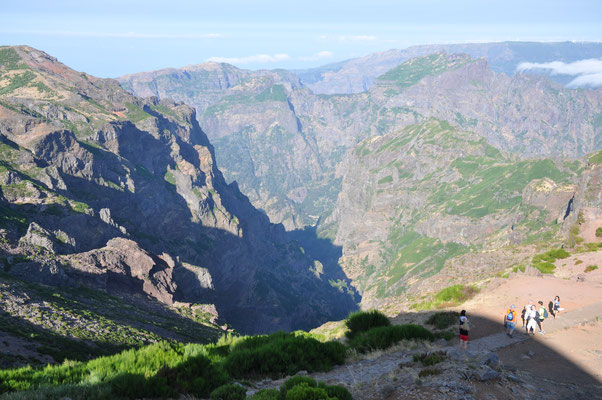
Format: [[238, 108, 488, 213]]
[[504, 305, 517, 338]]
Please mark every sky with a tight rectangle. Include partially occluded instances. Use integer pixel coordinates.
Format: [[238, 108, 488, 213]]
[[2, 0, 602, 78]]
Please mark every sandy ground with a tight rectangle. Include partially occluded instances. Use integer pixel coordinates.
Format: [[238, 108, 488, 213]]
[[457, 254, 602, 386]]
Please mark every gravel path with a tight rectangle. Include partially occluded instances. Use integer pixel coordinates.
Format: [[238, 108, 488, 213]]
[[249, 301, 602, 394]]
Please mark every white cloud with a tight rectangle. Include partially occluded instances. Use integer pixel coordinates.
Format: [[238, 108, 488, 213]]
[[567, 72, 602, 88], [516, 58, 602, 88], [206, 53, 290, 64], [299, 51, 333, 62]]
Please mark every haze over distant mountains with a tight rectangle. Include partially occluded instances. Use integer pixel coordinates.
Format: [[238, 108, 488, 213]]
[[293, 41, 602, 94]]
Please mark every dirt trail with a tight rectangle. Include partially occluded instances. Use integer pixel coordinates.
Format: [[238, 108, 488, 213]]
[[249, 300, 602, 396]]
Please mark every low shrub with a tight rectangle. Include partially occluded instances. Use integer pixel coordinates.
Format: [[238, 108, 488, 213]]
[[575, 259, 583, 265], [156, 354, 229, 397], [345, 310, 390, 339], [426, 311, 459, 330], [433, 284, 479, 307], [585, 265, 598, 273], [318, 383, 352, 400], [433, 330, 455, 341], [223, 332, 346, 379], [596, 227, 602, 238], [413, 351, 446, 366], [285, 383, 333, 400], [532, 248, 570, 264], [278, 376, 351, 400], [279, 376, 317, 399], [348, 324, 433, 353], [210, 384, 247, 400], [249, 388, 280, 400], [533, 261, 555, 274]]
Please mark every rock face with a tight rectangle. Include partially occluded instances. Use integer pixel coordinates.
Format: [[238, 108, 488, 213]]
[[0, 45, 356, 333], [120, 52, 602, 231]]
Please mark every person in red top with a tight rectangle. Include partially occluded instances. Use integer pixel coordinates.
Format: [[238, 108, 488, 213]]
[[504, 305, 517, 338]]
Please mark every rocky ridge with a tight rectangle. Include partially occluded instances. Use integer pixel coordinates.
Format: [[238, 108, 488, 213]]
[[0, 45, 356, 335]]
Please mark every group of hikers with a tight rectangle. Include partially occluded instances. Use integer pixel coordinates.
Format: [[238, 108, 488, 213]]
[[457, 296, 562, 350], [504, 296, 561, 338]]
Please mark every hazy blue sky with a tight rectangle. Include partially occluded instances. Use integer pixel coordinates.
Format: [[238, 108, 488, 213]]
[[2, 0, 601, 77]]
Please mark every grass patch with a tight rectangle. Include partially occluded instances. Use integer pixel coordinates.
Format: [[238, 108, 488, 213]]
[[585, 265, 598, 273], [413, 351, 447, 366], [533, 261, 556, 274], [345, 310, 390, 339], [425, 311, 459, 330], [348, 324, 433, 353]]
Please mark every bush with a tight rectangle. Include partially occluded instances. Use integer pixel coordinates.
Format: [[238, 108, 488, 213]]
[[249, 388, 280, 400], [412, 351, 446, 366], [433, 330, 455, 341], [156, 354, 229, 397], [426, 311, 459, 330], [596, 227, 602, 237], [585, 265, 598, 273], [348, 324, 433, 353], [533, 261, 555, 274], [345, 310, 390, 339], [210, 384, 247, 400], [223, 332, 346, 379], [279, 376, 317, 399], [532, 249, 570, 264], [285, 384, 333, 400], [318, 383, 352, 400], [110, 373, 173, 399]]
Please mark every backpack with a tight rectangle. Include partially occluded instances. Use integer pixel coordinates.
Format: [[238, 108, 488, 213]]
[[507, 311, 514, 321], [543, 308, 548, 318]]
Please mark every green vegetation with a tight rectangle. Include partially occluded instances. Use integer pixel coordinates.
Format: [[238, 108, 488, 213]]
[[278, 376, 351, 400], [344, 310, 390, 339], [348, 324, 433, 353], [584, 265, 598, 273], [124, 102, 151, 123], [377, 175, 393, 185], [0, 71, 36, 95], [425, 311, 459, 330], [412, 284, 479, 310], [533, 261, 555, 274], [596, 227, 602, 238], [0, 331, 347, 399], [210, 384, 247, 400], [164, 169, 176, 185], [530, 248, 570, 274], [377, 53, 470, 89], [589, 149, 602, 165], [254, 85, 288, 102], [0, 47, 25, 70]]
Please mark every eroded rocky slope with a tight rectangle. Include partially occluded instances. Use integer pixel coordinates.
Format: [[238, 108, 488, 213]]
[[0, 45, 356, 336]]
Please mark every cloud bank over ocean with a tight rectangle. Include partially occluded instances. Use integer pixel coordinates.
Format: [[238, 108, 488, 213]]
[[517, 58, 602, 88]]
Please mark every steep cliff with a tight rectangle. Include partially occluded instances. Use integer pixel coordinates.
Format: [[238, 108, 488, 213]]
[[0, 46, 356, 335]]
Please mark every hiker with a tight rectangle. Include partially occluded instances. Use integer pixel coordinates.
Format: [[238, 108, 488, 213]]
[[525, 305, 538, 336], [553, 296, 561, 317], [459, 310, 470, 351], [537, 301, 548, 334], [504, 305, 517, 338]]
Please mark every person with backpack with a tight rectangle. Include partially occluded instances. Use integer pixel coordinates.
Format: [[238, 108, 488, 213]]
[[537, 300, 548, 334], [459, 310, 470, 351], [504, 305, 517, 338]]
